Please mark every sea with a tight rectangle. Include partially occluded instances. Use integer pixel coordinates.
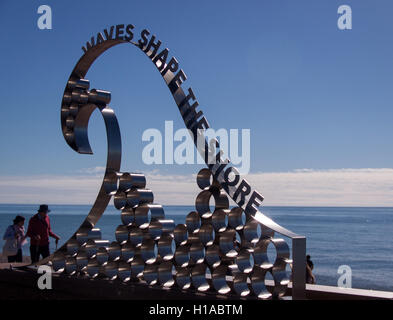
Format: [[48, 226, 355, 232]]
[[1, 204, 392, 292]]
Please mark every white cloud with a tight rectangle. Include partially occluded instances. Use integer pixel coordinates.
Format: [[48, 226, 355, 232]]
[[0, 175, 102, 205], [245, 168, 393, 206], [0, 168, 392, 206], [77, 166, 106, 175]]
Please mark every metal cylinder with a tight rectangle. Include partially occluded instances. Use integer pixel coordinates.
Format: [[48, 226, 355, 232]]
[[118, 261, 132, 282], [191, 264, 211, 292], [121, 207, 134, 225], [271, 268, 290, 297], [148, 219, 174, 240], [143, 263, 158, 285], [174, 245, 190, 267], [75, 229, 89, 245], [211, 209, 229, 232], [157, 234, 175, 261], [65, 257, 77, 275], [67, 78, 90, 91], [187, 230, 200, 245], [228, 207, 246, 230], [108, 241, 121, 261], [270, 238, 290, 267], [196, 168, 221, 190], [88, 228, 102, 240], [233, 273, 251, 297], [64, 130, 75, 146], [260, 238, 290, 298], [253, 238, 273, 269], [61, 106, 70, 120], [134, 203, 165, 228], [115, 225, 129, 244], [71, 89, 88, 104], [126, 191, 140, 208], [96, 246, 109, 265], [84, 241, 95, 259], [86, 258, 102, 278], [129, 173, 147, 188], [52, 252, 66, 272], [88, 89, 111, 105], [205, 244, 221, 268], [137, 188, 154, 203], [65, 116, 75, 129], [129, 226, 146, 247], [66, 239, 79, 257], [76, 227, 101, 246], [62, 92, 72, 105], [131, 255, 145, 279], [185, 211, 200, 233], [120, 240, 136, 263], [195, 189, 229, 219], [103, 261, 118, 280], [243, 220, 262, 245], [189, 242, 205, 264], [198, 223, 215, 246], [250, 267, 272, 299], [76, 251, 88, 272], [141, 239, 158, 264], [158, 219, 175, 234], [217, 229, 237, 258], [195, 190, 213, 219], [148, 220, 162, 240], [173, 224, 188, 246], [85, 239, 110, 259], [119, 172, 146, 191], [174, 266, 191, 290], [114, 190, 127, 210], [211, 265, 231, 294], [158, 261, 175, 287], [118, 172, 133, 192], [127, 188, 154, 207], [236, 248, 254, 273]]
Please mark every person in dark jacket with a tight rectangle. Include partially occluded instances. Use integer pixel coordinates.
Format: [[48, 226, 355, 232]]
[[26, 204, 60, 264]]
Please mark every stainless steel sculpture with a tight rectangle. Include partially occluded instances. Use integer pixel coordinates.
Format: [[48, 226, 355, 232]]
[[46, 24, 306, 300]]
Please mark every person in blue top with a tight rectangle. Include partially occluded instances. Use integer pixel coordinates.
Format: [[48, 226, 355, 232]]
[[3, 215, 27, 262]]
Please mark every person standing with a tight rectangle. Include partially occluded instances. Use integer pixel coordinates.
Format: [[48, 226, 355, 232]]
[[2, 215, 27, 262], [307, 255, 314, 270], [26, 204, 60, 264], [306, 254, 316, 284]]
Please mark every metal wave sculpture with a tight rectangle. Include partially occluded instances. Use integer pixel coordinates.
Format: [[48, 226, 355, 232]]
[[45, 24, 306, 300]]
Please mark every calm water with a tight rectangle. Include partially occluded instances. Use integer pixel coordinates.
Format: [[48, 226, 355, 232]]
[[1, 204, 392, 292]]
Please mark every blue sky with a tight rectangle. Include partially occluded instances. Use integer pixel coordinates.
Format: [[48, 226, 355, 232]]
[[0, 0, 393, 205]]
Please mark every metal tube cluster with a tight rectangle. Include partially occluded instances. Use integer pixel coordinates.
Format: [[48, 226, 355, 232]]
[[51, 159, 291, 299]]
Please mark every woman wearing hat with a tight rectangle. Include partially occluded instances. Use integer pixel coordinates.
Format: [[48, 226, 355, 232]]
[[2, 215, 27, 262], [26, 204, 60, 264]]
